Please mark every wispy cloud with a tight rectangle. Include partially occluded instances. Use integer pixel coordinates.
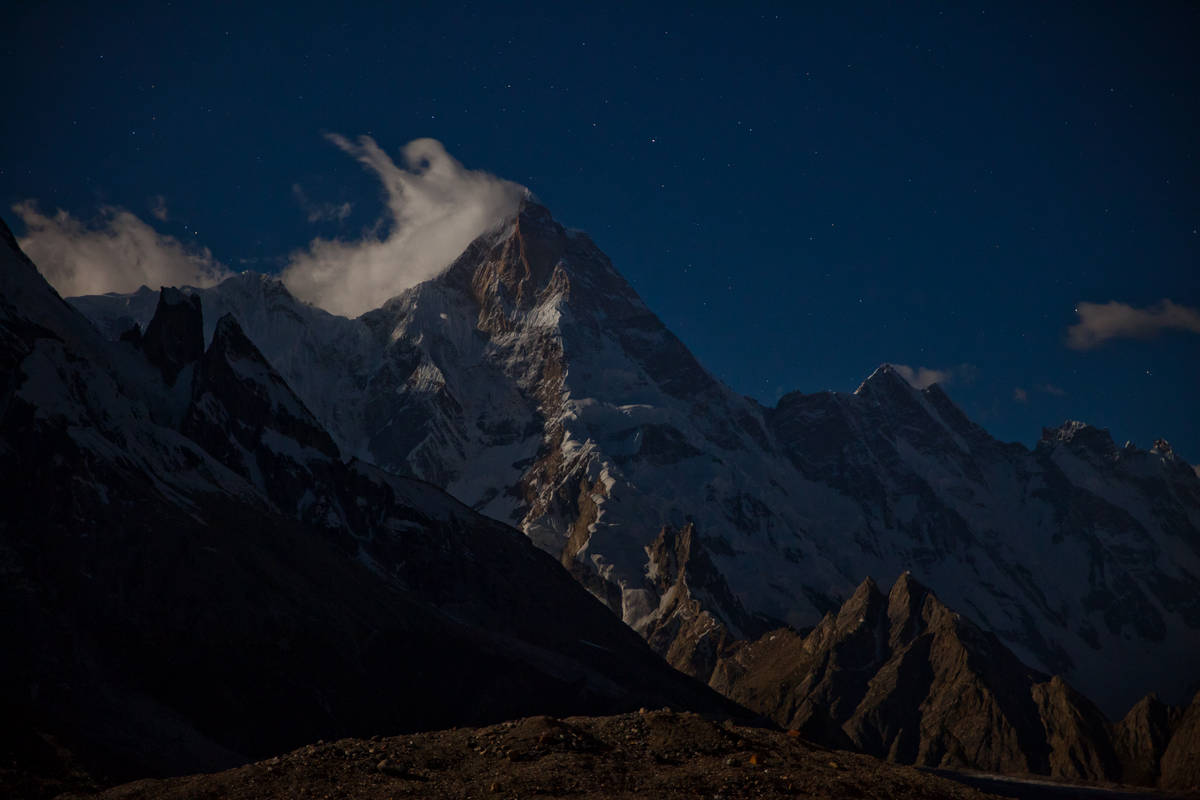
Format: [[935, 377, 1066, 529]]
[[1038, 383, 1066, 397], [150, 195, 169, 221], [892, 364, 951, 389], [12, 200, 229, 297], [11, 137, 524, 314], [1014, 387, 1028, 403], [292, 183, 352, 224], [281, 135, 525, 318], [1067, 300, 1200, 349]]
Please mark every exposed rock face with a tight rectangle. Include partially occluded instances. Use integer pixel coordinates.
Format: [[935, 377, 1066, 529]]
[[710, 578, 891, 733], [1112, 693, 1179, 786], [193, 313, 338, 457], [139, 287, 203, 385], [181, 311, 343, 520], [1031, 676, 1120, 781], [634, 523, 770, 683], [1160, 691, 1200, 791], [0, 217, 743, 786], [711, 574, 1124, 782], [69, 202, 1200, 717]]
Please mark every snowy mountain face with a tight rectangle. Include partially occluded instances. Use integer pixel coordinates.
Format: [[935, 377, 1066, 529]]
[[71, 201, 1200, 716], [1, 216, 741, 782]]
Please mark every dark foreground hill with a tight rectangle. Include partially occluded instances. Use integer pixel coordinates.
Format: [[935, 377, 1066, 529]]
[[52, 710, 1004, 800]]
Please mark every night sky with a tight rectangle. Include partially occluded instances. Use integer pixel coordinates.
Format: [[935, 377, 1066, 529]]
[[3, 2, 1198, 462]]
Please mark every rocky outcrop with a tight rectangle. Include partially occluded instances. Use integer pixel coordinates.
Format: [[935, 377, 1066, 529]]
[[1112, 693, 1179, 786], [181, 311, 343, 519], [192, 313, 338, 456], [1031, 676, 1120, 781], [634, 523, 769, 682], [711, 578, 889, 732], [1160, 691, 1200, 791], [139, 287, 203, 385], [712, 573, 1125, 782]]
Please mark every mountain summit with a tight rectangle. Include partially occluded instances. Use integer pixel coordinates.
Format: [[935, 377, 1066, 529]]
[[71, 200, 1200, 716], [0, 214, 742, 786]]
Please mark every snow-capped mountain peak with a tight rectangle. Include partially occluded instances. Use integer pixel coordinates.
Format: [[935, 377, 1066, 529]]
[[853, 362, 918, 395], [67, 203, 1200, 716]]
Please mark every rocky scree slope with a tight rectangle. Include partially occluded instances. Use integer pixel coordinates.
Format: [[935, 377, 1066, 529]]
[[0, 216, 743, 793], [69, 201, 1200, 718]]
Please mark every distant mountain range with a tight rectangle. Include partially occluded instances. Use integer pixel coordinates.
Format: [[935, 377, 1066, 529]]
[[73, 201, 1200, 721], [4, 196, 1199, 794]]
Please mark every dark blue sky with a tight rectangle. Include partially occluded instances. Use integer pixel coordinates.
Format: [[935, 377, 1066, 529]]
[[4, 1, 1198, 462]]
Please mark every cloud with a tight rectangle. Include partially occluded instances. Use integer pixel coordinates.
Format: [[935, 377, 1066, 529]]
[[1038, 383, 1066, 397], [281, 135, 526, 318], [1067, 299, 1200, 349], [1014, 387, 1028, 403], [292, 183, 352, 224], [892, 363, 951, 389], [150, 195, 169, 221], [11, 200, 230, 297]]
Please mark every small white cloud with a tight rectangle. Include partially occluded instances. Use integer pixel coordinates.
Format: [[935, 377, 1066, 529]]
[[292, 183, 353, 224], [12, 200, 230, 297], [1067, 299, 1200, 349], [281, 135, 526, 318], [150, 195, 169, 221], [892, 363, 951, 389], [1014, 387, 1028, 403], [1038, 383, 1066, 397]]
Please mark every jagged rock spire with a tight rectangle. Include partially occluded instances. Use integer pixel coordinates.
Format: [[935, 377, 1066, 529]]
[[140, 287, 204, 385]]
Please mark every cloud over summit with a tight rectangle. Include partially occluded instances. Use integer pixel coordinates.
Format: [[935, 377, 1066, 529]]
[[281, 135, 526, 317], [892, 363, 951, 389], [11, 137, 524, 318], [12, 201, 229, 297]]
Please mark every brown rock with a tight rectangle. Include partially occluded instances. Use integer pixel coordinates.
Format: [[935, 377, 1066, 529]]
[[1160, 690, 1200, 791], [1111, 693, 1176, 785], [710, 572, 1124, 782], [637, 523, 769, 683], [1031, 676, 1119, 781]]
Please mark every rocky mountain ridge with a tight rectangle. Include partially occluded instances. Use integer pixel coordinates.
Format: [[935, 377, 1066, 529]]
[[69, 201, 1200, 719], [619, 469, 1200, 790], [0, 216, 743, 790], [706, 571, 1200, 789], [577, 518, 1200, 790]]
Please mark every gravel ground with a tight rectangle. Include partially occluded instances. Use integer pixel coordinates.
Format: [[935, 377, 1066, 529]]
[[59, 709, 1003, 800]]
